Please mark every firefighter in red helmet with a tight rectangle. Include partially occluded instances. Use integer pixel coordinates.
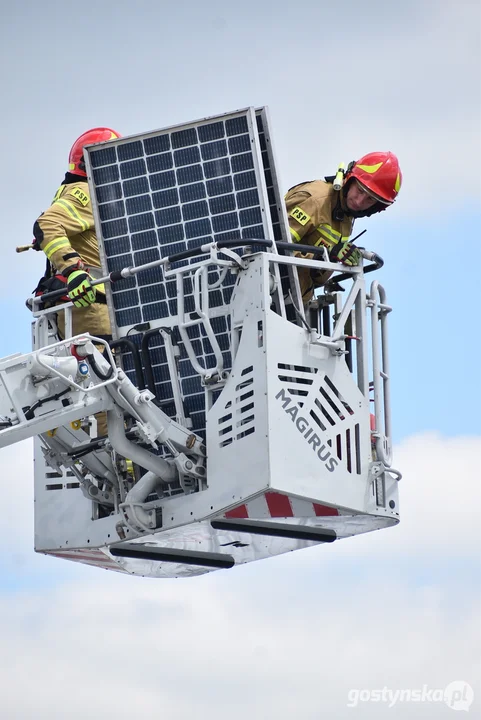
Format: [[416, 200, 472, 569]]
[[32, 127, 121, 435], [285, 151, 402, 302]]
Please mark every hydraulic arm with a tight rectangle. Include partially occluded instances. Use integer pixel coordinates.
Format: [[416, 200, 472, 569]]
[[0, 334, 206, 531]]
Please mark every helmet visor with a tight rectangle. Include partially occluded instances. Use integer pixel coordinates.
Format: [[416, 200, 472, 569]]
[[356, 180, 391, 205]]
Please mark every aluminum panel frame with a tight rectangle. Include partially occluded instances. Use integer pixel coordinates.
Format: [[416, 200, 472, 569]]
[[84, 107, 275, 339]]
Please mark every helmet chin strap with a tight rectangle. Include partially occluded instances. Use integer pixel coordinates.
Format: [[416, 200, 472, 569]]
[[357, 202, 389, 218]]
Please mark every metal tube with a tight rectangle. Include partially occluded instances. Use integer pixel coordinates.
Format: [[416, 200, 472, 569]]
[[106, 406, 177, 480], [176, 273, 207, 377], [160, 330, 187, 425], [64, 306, 73, 339], [369, 281, 392, 466], [198, 266, 224, 372], [355, 280, 369, 397], [32, 239, 373, 307], [124, 470, 166, 505], [331, 274, 363, 342], [379, 291, 392, 446], [177, 268, 223, 378]]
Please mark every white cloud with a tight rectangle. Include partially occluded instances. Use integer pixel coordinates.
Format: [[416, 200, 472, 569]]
[[323, 433, 481, 559], [0, 433, 479, 718], [0, 569, 479, 719]]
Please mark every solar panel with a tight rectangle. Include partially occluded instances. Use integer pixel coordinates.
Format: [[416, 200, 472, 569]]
[[84, 107, 285, 439]]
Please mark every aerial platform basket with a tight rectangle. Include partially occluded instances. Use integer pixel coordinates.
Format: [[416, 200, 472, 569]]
[[0, 107, 400, 578]]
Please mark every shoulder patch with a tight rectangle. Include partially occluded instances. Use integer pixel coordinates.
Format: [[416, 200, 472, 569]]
[[69, 186, 90, 207], [289, 206, 311, 226]]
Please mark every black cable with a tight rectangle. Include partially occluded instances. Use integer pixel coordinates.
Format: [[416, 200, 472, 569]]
[[140, 328, 161, 396], [23, 388, 71, 421], [88, 354, 114, 381], [110, 338, 145, 390], [68, 438, 106, 460]]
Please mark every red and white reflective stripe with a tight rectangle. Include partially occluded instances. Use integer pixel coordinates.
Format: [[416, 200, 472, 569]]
[[45, 548, 125, 573], [224, 492, 339, 519], [265, 491, 293, 517]]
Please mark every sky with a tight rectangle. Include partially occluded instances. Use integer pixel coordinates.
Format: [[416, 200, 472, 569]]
[[0, 0, 480, 717]]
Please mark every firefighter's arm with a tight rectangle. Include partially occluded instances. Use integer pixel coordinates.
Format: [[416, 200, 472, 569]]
[[285, 191, 320, 246], [33, 187, 94, 275]]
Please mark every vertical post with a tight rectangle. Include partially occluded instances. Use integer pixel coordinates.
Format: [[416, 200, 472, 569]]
[[369, 280, 392, 467], [322, 305, 331, 336], [354, 280, 369, 397], [160, 329, 188, 427], [345, 336, 353, 373], [65, 305, 73, 340]]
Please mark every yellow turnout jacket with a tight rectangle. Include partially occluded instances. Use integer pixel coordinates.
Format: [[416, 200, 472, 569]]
[[285, 180, 354, 302]]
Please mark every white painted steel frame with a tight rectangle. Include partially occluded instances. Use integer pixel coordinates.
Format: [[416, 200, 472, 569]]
[[22, 252, 400, 577]]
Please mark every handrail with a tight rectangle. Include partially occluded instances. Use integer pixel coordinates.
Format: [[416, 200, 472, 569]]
[[369, 280, 393, 467], [29, 239, 380, 307], [176, 267, 224, 381]]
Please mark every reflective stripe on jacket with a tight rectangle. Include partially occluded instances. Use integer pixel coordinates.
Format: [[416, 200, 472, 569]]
[[33, 180, 105, 293], [285, 180, 354, 301]]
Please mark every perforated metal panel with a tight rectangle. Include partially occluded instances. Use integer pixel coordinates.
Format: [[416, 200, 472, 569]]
[[84, 107, 286, 438]]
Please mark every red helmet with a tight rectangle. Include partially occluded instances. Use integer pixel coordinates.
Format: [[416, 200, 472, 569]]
[[68, 127, 121, 176], [345, 151, 402, 204]]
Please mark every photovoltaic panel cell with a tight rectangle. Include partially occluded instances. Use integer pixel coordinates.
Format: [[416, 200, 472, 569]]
[[84, 108, 284, 439]]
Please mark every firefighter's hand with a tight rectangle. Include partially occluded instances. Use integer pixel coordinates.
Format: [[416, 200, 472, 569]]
[[329, 241, 362, 267], [67, 270, 96, 308]]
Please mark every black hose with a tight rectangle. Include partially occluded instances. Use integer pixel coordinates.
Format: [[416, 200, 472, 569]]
[[88, 353, 114, 381], [345, 337, 353, 373], [68, 437, 106, 459], [275, 241, 328, 258], [140, 328, 162, 396], [110, 338, 145, 390], [322, 305, 331, 336], [23, 388, 71, 421], [327, 252, 384, 286]]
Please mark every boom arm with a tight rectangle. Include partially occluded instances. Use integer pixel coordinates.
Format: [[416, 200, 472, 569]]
[[0, 334, 206, 530]]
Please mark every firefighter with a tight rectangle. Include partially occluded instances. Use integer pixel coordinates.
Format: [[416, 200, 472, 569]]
[[285, 151, 402, 303], [33, 127, 121, 435], [33, 127, 121, 339]]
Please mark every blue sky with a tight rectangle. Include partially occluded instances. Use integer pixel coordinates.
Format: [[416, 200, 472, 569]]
[[373, 204, 481, 439], [0, 1, 480, 718]]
